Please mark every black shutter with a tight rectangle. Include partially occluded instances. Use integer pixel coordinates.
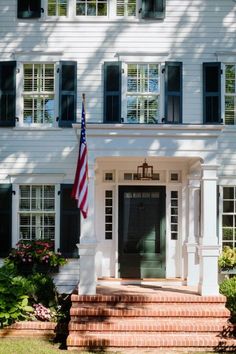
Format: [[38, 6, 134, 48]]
[[0, 185, 12, 257], [59, 61, 77, 127], [142, 0, 165, 19], [60, 184, 80, 258], [203, 62, 221, 124], [165, 62, 182, 124], [104, 62, 121, 123], [17, 0, 41, 19], [0, 61, 16, 127]]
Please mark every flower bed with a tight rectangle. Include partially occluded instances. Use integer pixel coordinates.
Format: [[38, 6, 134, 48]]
[[6, 240, 67, 274]]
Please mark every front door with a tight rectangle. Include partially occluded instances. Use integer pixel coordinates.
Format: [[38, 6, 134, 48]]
[[118, 186, 166, 278]]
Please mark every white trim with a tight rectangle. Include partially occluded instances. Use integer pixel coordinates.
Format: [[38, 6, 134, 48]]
[[8, 173, 66, 184]]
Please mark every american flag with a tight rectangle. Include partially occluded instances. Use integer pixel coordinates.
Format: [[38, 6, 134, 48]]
[[71, 101, 88, 219]]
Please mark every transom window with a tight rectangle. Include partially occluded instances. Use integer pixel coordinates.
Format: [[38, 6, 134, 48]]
[[19, 185, 55, 241], [222, 186, 236, 248], [48, 0, 68, 16], [76, 0, 107, 16], [23, 64, 55, 125], [126, 63, 159, 124], [225, 64, 236, 125], [117, 0, 136, 16]]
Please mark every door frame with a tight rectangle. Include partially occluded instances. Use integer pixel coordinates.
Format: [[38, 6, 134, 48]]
[[118, 185, 166, 278]]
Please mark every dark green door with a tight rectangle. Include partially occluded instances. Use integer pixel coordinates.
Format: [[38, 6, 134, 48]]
[[118, 186, 166, 278]]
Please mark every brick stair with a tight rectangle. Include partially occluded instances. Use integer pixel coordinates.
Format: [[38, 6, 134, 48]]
[[67, 291, 236, 351]]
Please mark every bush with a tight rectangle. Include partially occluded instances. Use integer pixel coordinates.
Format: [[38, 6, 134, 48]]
[[6, 240, 67, 272], [0, 263, 65, 328], [0, 263, 33, 328], [219, 246, 236, 270], [219, 276, 236, 323]]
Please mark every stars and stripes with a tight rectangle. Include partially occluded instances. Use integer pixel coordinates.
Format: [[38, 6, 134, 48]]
[[71, 101, 88, 219]]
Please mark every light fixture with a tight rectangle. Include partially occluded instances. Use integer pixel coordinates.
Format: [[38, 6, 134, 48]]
[[136, 159, 153, 180]]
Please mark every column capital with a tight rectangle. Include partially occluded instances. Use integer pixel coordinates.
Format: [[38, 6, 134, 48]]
[[201, 164, 219, 181]]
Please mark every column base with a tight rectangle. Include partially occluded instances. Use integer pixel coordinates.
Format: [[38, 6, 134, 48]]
[[186, 243, 199, 287], [198, 245, 220, 296], [77, 242, 97, 295]]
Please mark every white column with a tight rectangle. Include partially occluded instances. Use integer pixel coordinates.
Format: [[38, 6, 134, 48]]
[[198, 164, 220, 296], [77, 165, 97, 295], [186, 177, 200, 286]]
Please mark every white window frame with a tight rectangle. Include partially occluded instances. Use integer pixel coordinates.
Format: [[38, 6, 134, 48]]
[[220, 185, 236, 249], [122, 61, 165, 124], [16, 60, 60, 128], [222, 63, 236, 125], [75, 0, 108, 18], [41, 0, 143, 20], [12, 182, 60, 252]]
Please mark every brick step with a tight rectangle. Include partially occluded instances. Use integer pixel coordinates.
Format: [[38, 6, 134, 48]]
[[69, 317, 233, 333], [70, 303, 230, 318], [71, 293, 226, 304], [67, 332, 236, 349]]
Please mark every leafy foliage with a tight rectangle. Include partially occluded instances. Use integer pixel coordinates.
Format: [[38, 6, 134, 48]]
[[219, 246, 236, 270], [0, 263, 70, 328], [0, 263, 33, 328], [6, 240, 67, 272], [219, 276, 236, 323]]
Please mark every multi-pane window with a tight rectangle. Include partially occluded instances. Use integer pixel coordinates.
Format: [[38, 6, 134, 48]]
[[222, 187, 236, 248], [23, 64, 55, 124], [19, 185, 55, 241], [105, 190, 113, 239], [48, 0, 67, 16], [170, 191, 178, 240], [127, 64, 159, 124], [76, 0, 107, 16], [117, 0, 136, 16], [225, 64, 236, 125]]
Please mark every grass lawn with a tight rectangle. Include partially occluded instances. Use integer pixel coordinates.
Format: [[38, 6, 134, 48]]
[[0, 338, 225, 354]]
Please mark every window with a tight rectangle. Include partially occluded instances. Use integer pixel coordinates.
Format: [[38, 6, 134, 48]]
[[222, 187, 236, 248], [224, 64, 236, 125], [23, 64, 55, 124], [19, 185, 55, 242], [105, 190, 113, 239], [48, 0, 68, 16], [126, 63, 159, 124], [117, 0, 136, 16], [76, 0, 107, 16], [170, 190, 178, 240]]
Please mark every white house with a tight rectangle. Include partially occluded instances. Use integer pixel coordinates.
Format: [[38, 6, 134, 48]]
[[0, 0, 236, 296]]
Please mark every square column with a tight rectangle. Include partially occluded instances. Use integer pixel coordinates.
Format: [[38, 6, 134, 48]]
[[186, 177, 200, 286], [198, 164, 220, 296], [77, 166, 97, 295]]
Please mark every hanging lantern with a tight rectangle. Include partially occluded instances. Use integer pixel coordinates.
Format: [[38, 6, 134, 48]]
[[136, 159, 153, 180]]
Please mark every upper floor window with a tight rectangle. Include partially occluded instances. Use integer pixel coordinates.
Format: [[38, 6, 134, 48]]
[[23, 64, 55, 125], [17, 0, 165, 20], [117, 0, 136, 17], [225, 64, 236, 125], [48, 0, 68, 16], [126, 63, 159, 124], [76, 0, 107, 16]]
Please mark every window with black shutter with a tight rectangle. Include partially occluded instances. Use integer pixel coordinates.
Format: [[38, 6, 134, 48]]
[[60, 184, 80, 258], [103, 62, 121, 123], [165, 62, 182, 124], [0, 62, 16, 127], [141, 0, 165, 19], [203, 63, 221, 124], [17, 0, 41, 19], [59, 61, 77, 127], [0, 185, 12, 257]]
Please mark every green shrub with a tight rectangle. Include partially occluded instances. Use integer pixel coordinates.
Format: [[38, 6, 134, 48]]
[[0, 263, 33, 328], [219, 246, 236, 270], [219, 276, 236, 323]]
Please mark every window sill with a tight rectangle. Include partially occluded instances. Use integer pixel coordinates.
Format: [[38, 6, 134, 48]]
[[13, 126, 62, 131], [39, 17, 163, 23]]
